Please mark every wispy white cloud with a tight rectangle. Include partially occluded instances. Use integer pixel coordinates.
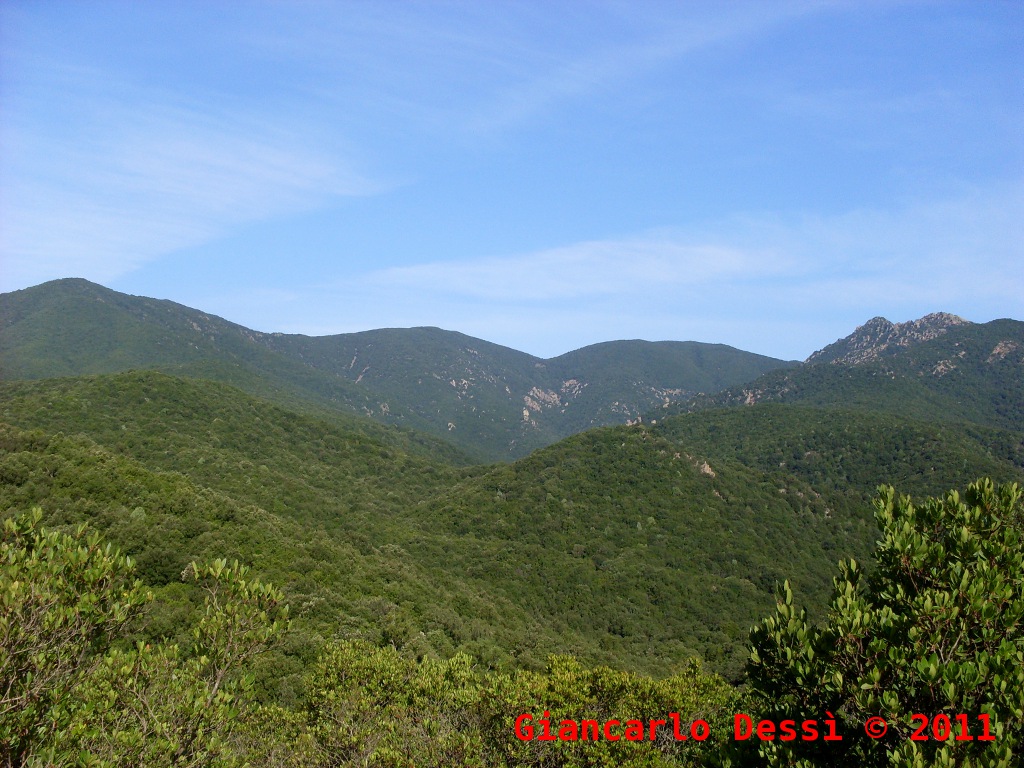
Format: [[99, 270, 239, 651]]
[[362, 234, 783, 302], [269, 182, 1021, 359], [0, 63, 383, 290], [463, 0, 832, 133], [243, 0, 842, 137], [352, 180, 1021, 307]]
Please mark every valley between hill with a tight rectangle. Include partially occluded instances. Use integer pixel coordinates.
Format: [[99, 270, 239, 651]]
[[2, 279, 1022, 766]]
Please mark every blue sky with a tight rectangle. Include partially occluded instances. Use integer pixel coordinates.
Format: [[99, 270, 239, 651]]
[[2, 0, 1021, 360]]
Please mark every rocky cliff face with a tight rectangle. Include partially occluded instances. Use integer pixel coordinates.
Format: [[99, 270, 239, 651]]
[[807, 313, 971, 365]]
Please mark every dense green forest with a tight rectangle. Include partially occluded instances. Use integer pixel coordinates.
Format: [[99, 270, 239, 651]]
[[677, 318, 1024, 435], [5, 481, 1020, 766], [0, 279, 795, 460], [2, 372, 1022, 765], [2, 282, 1022, 765], [0, 372, 896, 681], [9, 369, 1019, 684]]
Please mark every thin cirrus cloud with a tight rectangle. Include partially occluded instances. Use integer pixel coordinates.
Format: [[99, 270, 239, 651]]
[[191, 181, 1020, 360], [454, 1, 832, 135], [361, 235, 783, 303], [344, 180, 1022, 327], [251, 0, 829, 137], [0, 75, 382, 291]]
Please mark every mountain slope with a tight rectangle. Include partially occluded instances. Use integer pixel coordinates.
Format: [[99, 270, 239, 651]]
[[677, 315, 1024, 434], [542, 339, 791, 431], [0, 370, 860, 681], [806, 312, 971, 365], [404, 423, 881, 679], [0, 277, 428, 426], [0, 420, 555, 699], [655, 404, 1024, 513], [0, 371, 471, 524], [262, 328, 794, 458], [2, 363, 1020, 686], [0, 279, 796, 460]]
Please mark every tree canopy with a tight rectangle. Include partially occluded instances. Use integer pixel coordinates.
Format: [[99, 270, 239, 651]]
[[747, 480, 1023, 768]]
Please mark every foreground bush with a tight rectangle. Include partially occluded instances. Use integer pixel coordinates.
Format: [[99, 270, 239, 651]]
[[1, 509, 287, 767], [747, 480, 1023, 768], [239, 641, 738, 767]]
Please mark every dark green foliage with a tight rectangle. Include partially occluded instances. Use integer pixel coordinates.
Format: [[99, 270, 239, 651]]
[[0, 371, 879, 679], [0, 279, 472, 464], [408, 424, 879, 679], [0, 279, 794, 461], [260, 325, 557, 459], [7, 366, 1019, 685], [265, 328, 797, 460], [680, 319, 1024, 435], [655, 405, 1024, 518], [0, 370, 473, 527], [0, 422, 562, 697], [747, 480, 1024, 767]]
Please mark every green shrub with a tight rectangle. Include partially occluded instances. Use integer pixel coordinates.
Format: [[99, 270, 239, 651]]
[[747, 480, 1023, 767], [0, 510, 288, 767]]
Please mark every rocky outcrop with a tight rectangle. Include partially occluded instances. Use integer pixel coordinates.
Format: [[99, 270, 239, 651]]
[[807, 313, 971, 365]]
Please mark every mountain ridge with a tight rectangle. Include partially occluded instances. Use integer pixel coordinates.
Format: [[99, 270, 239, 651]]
[[5, 278, 1019, 458], [675, 315, 1024, 435], [2, 281, 1021, 694], [806, 311, 972, 365], [0, 278, 796, 461]]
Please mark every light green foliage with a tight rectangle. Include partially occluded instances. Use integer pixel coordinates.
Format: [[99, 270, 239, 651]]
[[747, 480, 1024, 767], [69, 559, 288, 767], [187, 558, 291, 710], [0, 512, 288, 767], [0, 509, 149, 765], [297, 641, 486, 767], [243, 640, 738, 767], [485, 655, 738, 768]]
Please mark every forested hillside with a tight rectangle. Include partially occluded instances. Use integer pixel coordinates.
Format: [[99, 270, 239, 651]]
[[0, 371, 882, 681], [0, 279, 795, 460], [679, 316, 1024, 434], [2, 283, 1022, 766], [6, 468, 1020, 766], [655, 405, 1024, 515], [4, 366, 1021, 685]]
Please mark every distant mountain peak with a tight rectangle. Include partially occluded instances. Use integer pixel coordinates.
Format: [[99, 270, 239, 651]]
[[1, 278, 797, 462], [807, 312, 971, 365]]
